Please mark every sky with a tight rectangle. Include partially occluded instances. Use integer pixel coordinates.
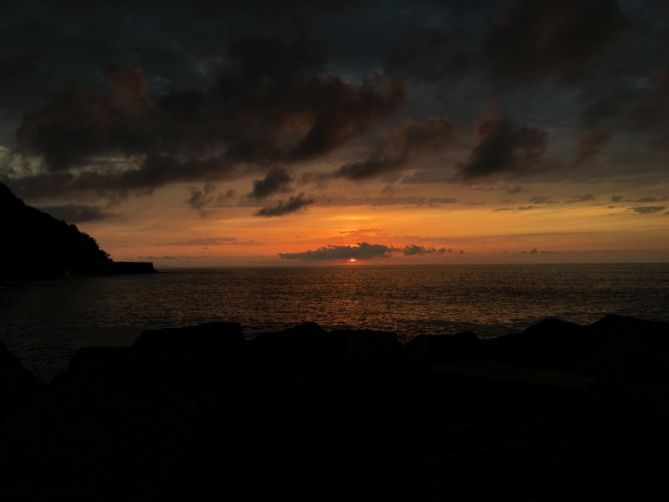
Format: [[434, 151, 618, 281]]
[[1, 0, 669, 266]]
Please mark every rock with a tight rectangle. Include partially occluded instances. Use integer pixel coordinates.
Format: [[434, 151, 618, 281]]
[[481, 318, 598, 372], [0, 323, 246, 502], [251, 323, 405, 394], [133, 322, 244, 352], [50, 347, 135, 387], [132, 322, 245, 377], [406, 331, 481, 370], [591, 314, 669, 383], [3, 315, 669, 501], [0, 340, 40, 421]]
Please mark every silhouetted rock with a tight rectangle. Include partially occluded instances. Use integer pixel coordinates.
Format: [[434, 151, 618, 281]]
[[50, 347, 136, 387], [481, 318, 599, 372], [406, 331, 481, 370], [132, 322, 245, 376], [590, 314, 669, 383], [2, 315, 669, 501], [0, 340, 40, 422], [0, 181, 155, 279], [133, 322, 244, 352], [251, 323, 405, 409]]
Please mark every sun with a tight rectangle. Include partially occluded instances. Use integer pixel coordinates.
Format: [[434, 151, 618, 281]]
[[347, 257, 357, 263]]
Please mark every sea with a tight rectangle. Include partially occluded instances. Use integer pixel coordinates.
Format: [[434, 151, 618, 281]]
[[2, 263, 669, 380]]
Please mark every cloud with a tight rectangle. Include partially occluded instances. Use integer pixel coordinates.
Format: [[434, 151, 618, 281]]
[[37, 204, 116, 223], [0, 51, 41, 96], [521, 248, 557, 255], [457, 107, 548, 179], [318, 195, 458, 207], [580, 69, 669, 138], [165, 237, 256, 246], [250, 167, 293, 199], [402, 245, 446, 256], [610, 195, 667, 204], [332, 116, 455, 180], [279, 241, 395, 260], [138, 255, 208, 261], [279, 241, 453, 260], [529, 196, 557, 204], [12, 36, 405, 199], [494, 205, 536, 211], [334, 155, 406, 181], [384, 27, 471, 85], [631, 196, 667, 203], [631, 206, 666, 214], [567, 193, 596, 203], [482, 0, 626, 84], [186, 183, 218, 217], [256, 193, 314, 217], [574, 131, 611, 164]]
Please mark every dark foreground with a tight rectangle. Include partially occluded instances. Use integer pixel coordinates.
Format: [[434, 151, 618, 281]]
[[1, 315, 669, 501]]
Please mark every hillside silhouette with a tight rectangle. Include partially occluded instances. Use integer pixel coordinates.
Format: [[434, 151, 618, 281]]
[[0, 182, 153, 278]]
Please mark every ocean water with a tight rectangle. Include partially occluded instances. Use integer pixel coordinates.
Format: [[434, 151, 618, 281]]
[[2, 263, 669, 379]]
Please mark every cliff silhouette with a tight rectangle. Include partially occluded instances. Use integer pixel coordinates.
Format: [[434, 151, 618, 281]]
[[0, 182, 154, 279]]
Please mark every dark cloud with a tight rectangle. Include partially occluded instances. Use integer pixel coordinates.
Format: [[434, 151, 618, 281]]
[[333, 116, 455, 180], [318, 195, 458, 207], [256, 193, 314, 217], [631, 196, 667, 203], [529, 196, 556, 204], [137, 255, 208, 261], [580, 69, 669, 139], [631, 206, 665, 214], [574, 131, 611, 164], [458, 108, 548, 179], [186, 183, 218, 217], [505, 185, 523, 194], [2, 0, 668, 209], [482, 0, 626, 84], [279, 241, 451, 260], [613, 195, 668, 203], [37, 203, 116, 223], [568, 193, 596, 203], [279, 241, 394, 260], [0, 51, 41, 95], [250, 167, 293, 199], [651, 133, 669, 152], [165, 237, 256, 246], [580, 93, 630, 127], [402, 245, 446, 256], [521, 248, 557, 255], [333, 155, 406, 181], [627, 69, 669, 132], [12, 36, 405, 199], [384, 27, 473, 85]]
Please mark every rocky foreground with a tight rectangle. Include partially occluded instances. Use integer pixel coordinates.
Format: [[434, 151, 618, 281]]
[[1, 315, 669, 501]]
